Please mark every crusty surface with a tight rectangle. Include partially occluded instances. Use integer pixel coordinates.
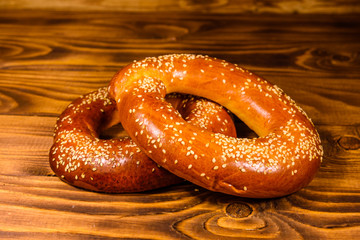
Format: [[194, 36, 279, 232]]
[[49, 87, 236, 193], [109, 54, 324, 198]]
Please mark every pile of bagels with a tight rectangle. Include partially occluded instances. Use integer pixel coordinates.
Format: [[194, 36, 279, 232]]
[[50, 54, 323, 198]]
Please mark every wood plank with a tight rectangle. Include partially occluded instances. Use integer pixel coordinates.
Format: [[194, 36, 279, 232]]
[[0, 12, 359, 126], [1, 174, 359, 239], [0, 0, 360, 14], [1, 12, 359, 68]]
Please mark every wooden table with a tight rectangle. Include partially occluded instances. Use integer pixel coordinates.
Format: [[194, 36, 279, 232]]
[[1, 1, 359, 239]]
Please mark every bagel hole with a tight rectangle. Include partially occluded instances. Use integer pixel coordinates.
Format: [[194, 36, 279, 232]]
[[233, 115, 258, 139], [100, 123, 129, 139]]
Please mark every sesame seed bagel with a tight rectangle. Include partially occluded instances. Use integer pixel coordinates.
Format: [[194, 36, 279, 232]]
[[49, 87, 236, 193], [109, 54, 323, 198]]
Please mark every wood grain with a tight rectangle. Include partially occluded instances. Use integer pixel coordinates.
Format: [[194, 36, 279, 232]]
[[1, 12, 359, 124], [1, 5, 360, 240], [1, 0, 360, 14]]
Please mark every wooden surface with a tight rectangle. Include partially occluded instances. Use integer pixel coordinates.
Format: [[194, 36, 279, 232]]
[[1, 1, 360, 239]]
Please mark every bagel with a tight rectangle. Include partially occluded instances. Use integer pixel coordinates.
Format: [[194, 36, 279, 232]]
[[109, 54, 323, 198], [49, 87, 236, 193]]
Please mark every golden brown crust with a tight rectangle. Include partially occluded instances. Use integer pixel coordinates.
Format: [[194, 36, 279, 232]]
[[49, 87, 236, 193], [109, 54, 324, 198]]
